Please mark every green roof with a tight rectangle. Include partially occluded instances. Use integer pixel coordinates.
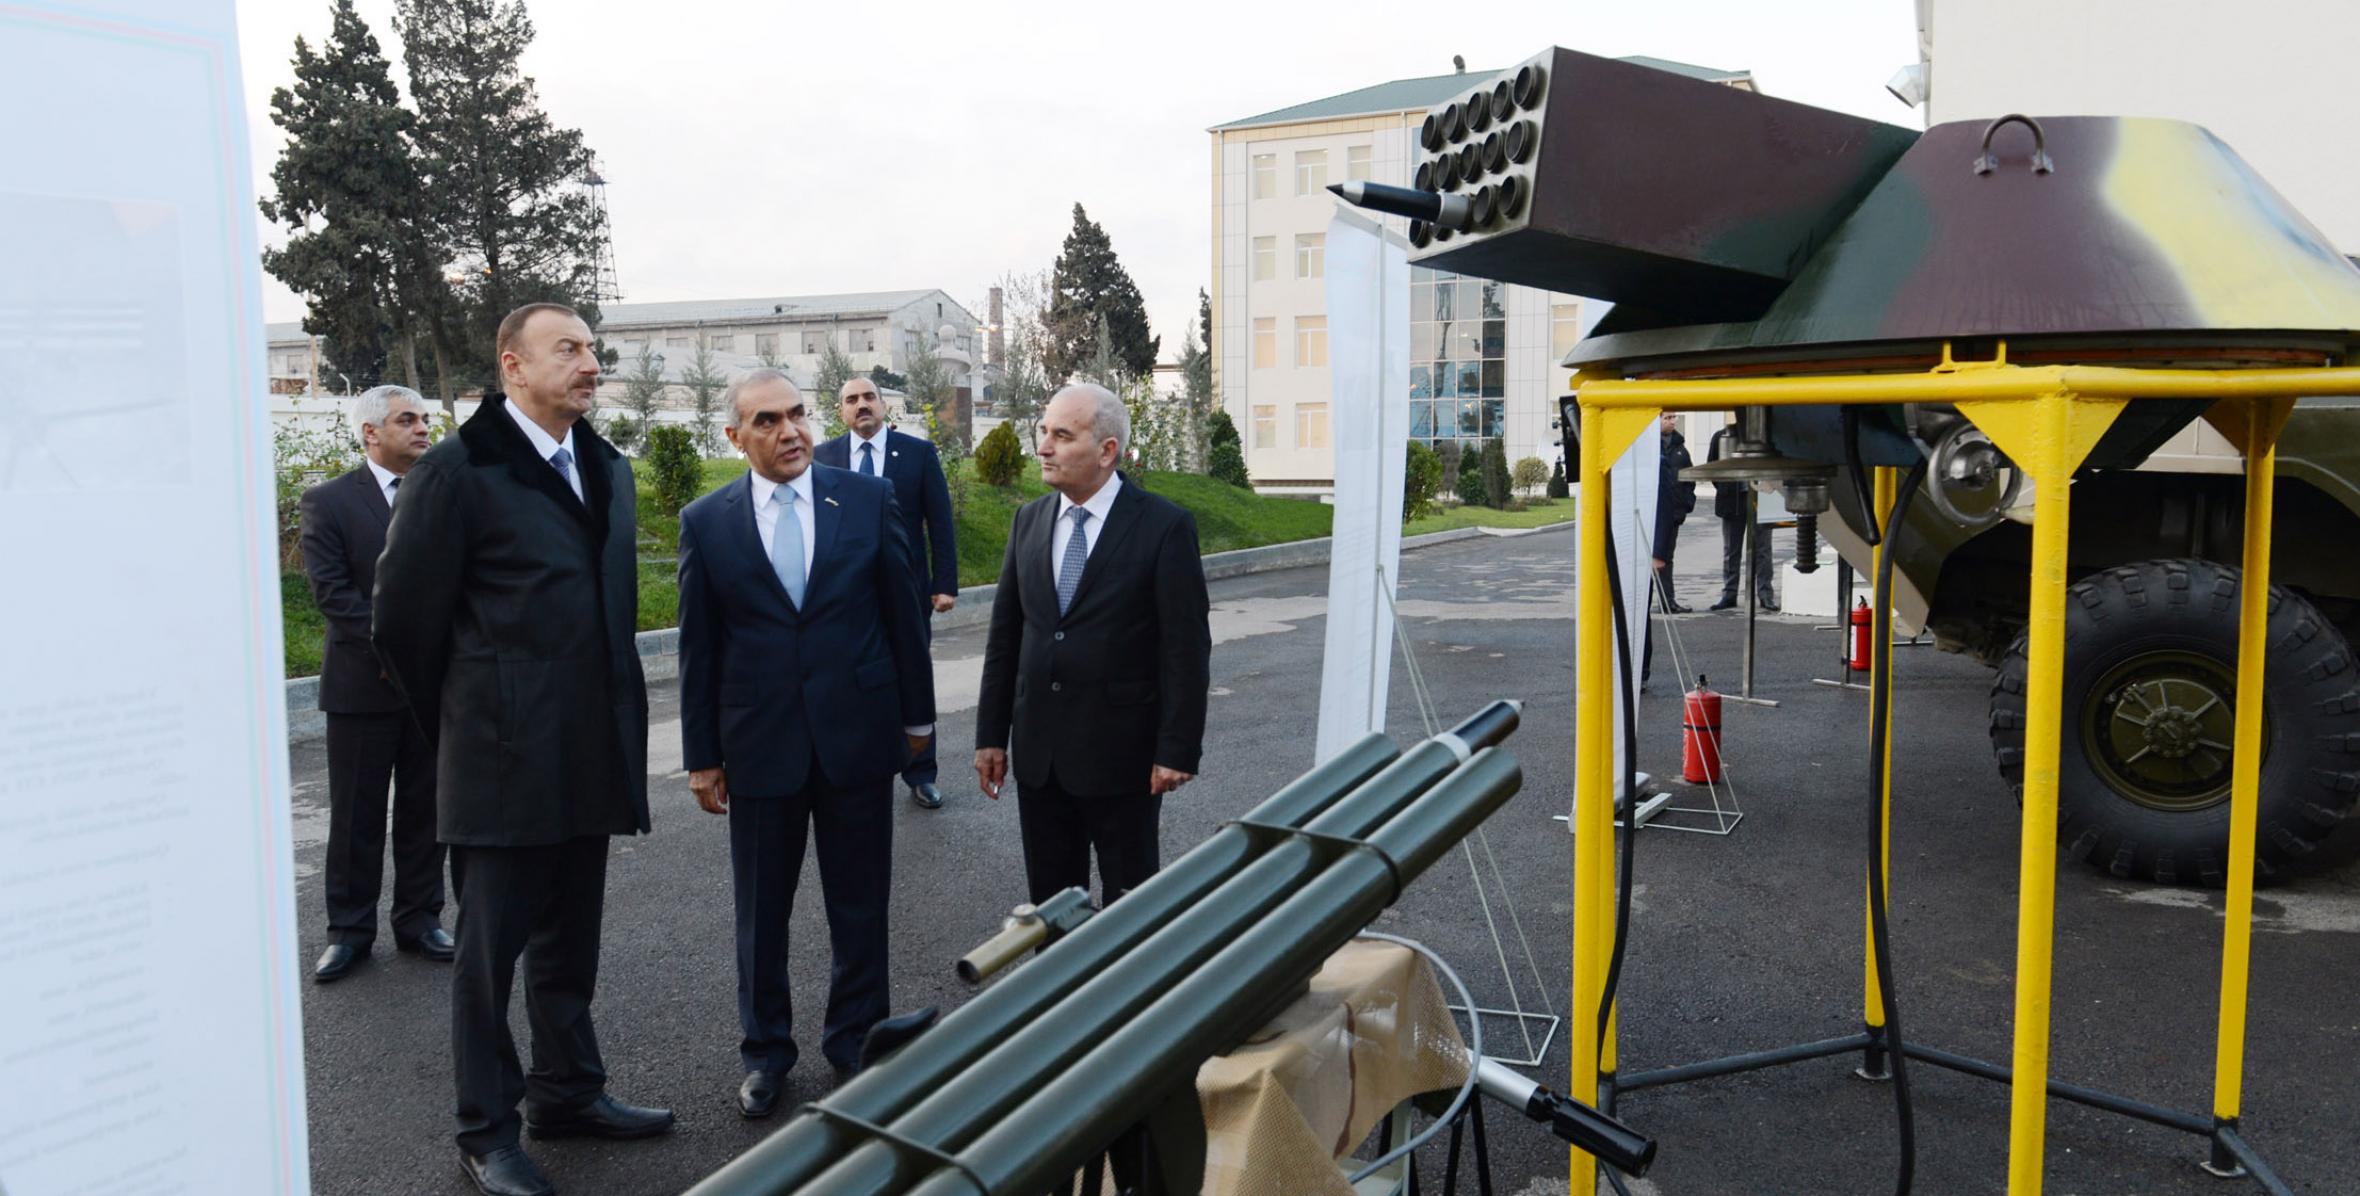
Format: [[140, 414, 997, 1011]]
[[1212, 56, 1749, 131]]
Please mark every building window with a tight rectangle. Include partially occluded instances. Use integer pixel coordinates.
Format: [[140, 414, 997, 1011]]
[[1251, 236, 1276, 282], [754, 332, 777, 359], [1294, 315, 1327, 368], [1296, 402, 1330, 449], [709, 333, 735, 352], [666, 335, 689, 350], [803, 329, 829, 354], [1251, 153, 1276, 199], [1294, 149, 1328, 195], [1252, 404, 1277, 450], [1295, 233, 1325, 279], [1346, 145, 1373, 181], [623, 338, 647, 356], [851, 327, 877, 353], [1252, 317, 1276, 369], [1551, 302, 1584, 362], [1407, 266, 1509, 455]]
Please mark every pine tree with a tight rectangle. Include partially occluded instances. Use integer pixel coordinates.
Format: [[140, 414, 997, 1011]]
[[1045, 203, 1158, 381], [1177, 293, 1213, 471], [682, 339, 726, 454], [394, 0, 604, 394], [260, 0, 442, 392], [815, 341, 859, 439]]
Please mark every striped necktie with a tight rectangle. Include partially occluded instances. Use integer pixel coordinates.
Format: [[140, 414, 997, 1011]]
[[1057, 506, 1091, 616]]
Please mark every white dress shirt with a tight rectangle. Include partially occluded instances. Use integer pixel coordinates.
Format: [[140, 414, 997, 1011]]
[[1051, 472, 1123, 588], [748, 468, 817, 579], [365, 458, 403, 508], [850, 427, 891, 477], [749, 468, 931, 737], [502, 399, 582, 503]]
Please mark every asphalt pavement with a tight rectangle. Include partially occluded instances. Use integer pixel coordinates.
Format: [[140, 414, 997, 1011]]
[[288, 517, 2360, 1195]]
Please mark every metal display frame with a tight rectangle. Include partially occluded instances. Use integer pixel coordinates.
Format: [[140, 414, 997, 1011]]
[[1563, 347, 2334, 1196]]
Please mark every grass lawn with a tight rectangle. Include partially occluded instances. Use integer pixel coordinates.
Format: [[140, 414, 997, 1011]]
[[280, 459, 1338, 677], [1403, 497, 1574, 537]]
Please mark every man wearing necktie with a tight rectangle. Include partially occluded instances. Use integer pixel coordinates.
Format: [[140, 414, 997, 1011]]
[[675, 369, 935, 1118], [815, 376, 959, 809], [299, 384, 451, 984], [974, 383, 1211, 907], [374, 305, 671, 1196]]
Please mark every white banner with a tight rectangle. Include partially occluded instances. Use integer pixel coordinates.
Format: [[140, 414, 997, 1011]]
[[1313, 209, 1411, 762], [0, 4, 309, 1193]]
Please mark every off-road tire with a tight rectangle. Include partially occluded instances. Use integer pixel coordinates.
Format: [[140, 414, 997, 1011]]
[[1989, 558, 2360, 885]]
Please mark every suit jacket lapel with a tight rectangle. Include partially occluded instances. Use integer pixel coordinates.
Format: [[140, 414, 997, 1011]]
[[1062, 477, 1140, 617], [810, 467, 845, 597], [732, 473, 797, 613], [353, 466, 392, 530]]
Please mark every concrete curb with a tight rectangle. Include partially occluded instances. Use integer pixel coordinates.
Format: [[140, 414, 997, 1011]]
[[282, 519, 1574, 746]]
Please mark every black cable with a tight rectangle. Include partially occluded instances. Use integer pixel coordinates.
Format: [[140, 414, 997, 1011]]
[[1844, 408, 1882, 549], [1592, 490, 1644, 1196], [1867, 462, 1928, 1196]]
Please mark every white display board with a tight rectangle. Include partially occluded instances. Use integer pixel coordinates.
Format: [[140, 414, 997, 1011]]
[[0, 3, 309, 1193], [1313, 210, 1412, 762]]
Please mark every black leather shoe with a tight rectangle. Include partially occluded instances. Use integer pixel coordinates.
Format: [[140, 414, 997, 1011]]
[[459, 1144, 553, 1196], [1759, 596, 1782, 612], [738, 1070, 785, 1119], [525, 1093, 675, 1141], [313, 943, 366, 984], [909, 781, 943, 809], [397, 927, 456, 962], [1663, 600, 1693, 614], [1709, 597, 1738, 611]]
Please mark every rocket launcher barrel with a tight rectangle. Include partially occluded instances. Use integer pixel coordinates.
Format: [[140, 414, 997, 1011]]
[[686, 702, 1520, 1196], [787, 718, 1514, 1195], [954, 887, 1095, 987], [900, 747, 1526, 1196]]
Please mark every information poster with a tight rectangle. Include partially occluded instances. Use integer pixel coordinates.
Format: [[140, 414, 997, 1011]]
[[0, 3, 310, 1193]]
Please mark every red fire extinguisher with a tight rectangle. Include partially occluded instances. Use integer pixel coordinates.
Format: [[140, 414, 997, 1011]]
[[1682, 676, 1723, 784], [1849, 598, 1874, 672]]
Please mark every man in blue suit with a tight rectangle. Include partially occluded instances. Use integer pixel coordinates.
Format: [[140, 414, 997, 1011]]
[[815, 376, 958, 809], [676, 368, 936, 1118]]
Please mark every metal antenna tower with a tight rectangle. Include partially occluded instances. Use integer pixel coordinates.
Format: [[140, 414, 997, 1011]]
[[583, 153, 622, 304]]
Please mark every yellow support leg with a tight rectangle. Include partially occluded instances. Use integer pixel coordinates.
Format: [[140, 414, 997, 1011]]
[[1569, 403, 1611, 1196], [1568, 401, 1653, 1196], [1864, 466, 1898, 1048], [2209, 396, 2293, 1144]]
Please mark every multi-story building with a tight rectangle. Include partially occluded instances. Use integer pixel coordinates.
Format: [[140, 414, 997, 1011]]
[[596, 288, 978, 384], [1208, 57, 1752, 494]]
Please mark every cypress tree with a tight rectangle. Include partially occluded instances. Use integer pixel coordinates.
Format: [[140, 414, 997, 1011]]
[[260, 0, 440, 391], [1045, 204, 1159, 381]]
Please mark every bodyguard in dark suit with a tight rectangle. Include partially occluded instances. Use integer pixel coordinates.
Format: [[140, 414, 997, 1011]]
[[677, 369, 936, 1118], [974, 383, 1211, 906], [299, 384, 451, 983], [1706, 418, 1775, 611], [1653, 412, 1696, 613], [373, 304, 671, 1196], [815, 376, 957, 809]]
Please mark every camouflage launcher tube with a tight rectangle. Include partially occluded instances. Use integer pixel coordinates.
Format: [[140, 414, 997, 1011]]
[[899, 747, 1526, 1196], [685, 701, 1520, 1196]]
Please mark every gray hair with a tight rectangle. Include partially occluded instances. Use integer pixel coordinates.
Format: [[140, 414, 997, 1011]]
[[350, 385, 425, 441], [723, 367, 803, 429], [1053, 382, 1129, 453]]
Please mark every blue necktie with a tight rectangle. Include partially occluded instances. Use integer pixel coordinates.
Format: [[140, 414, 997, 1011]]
[[550, 446, 578, 502], [772, 488, 806, 607], [1057, 506, 1091, 616], [859, 442, 877, 477]]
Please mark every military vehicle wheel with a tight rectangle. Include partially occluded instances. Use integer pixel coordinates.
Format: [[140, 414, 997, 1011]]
[[1989, 559, 2360, 885]]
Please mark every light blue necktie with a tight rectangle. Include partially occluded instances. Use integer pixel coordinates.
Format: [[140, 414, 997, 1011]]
[[771, 487, 806, 607], [550, 446, 575, 494], [859, 442, 878, 477], [1056, 506, 1091, 616]]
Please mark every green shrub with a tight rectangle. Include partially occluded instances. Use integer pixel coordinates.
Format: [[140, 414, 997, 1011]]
[[646, 424, 704, 517], [1513, 455, 1548, 500], [1453, 442, 1487, 508], [603, 413, 644, 453], [1546, 459, 1570, 499], [1207, 411, 1250, 488], [1403, 441, 1443, 522], [1436, 441, 1464, 503], [1481, 437, 1511, 509], [974, 420, 1025, 487]]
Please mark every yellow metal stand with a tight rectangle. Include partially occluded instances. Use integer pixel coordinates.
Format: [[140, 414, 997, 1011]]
[[1565, 361, 2349, 1196]]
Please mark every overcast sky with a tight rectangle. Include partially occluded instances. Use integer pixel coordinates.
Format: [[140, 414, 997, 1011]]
[[236, 0, 1922, 350]]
